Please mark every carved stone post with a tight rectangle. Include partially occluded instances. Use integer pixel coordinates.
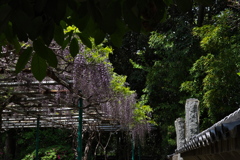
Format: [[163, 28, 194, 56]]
[[185, 98, 200, 141], [173, 118, 185, 160], [175, 118, 185, 150]]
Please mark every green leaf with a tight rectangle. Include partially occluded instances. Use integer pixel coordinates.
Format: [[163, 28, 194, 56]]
[[12, 24, 28, 42], [45, 48, 58, 68], [122, 0, 141, 32], [96, 2, 120, 34], [69, 37, 79, 57], [72, 13, 89, 32], [0, 33, 5, 46], [11, 9, 32, 32], [29, 16, 44, 40], [42, 19, 55, 46], [35, 0, 48, 15], [0, 17, 8, 33], [78, 33, 92, 48], [5, 23, 21, 52], [195, 0, 215, 6], [11, 37, 21, 53], [62, 30, 73, 49], [33, 38, 47, 57], [110, 33, 122, 47], [163, 0, 173, 6], [110, 20, 126, 47], [31, 53, 47, 81], [53, 0, 67, 24], [175, 0, 193, 12], [0, 5, 11, 33], [33, 38, 58, 67], [93, 29, 105, 45], [54, 24, 64, 46], [80, 17, 97, 37], [0, 4, 11, 22], [16, 47, 33, 73]]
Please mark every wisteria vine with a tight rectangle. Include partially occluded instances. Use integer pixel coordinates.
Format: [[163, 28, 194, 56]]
[[0, 41, 152, 139]]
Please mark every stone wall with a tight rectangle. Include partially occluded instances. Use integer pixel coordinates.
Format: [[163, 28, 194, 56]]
[[171, 98, 200, 160]]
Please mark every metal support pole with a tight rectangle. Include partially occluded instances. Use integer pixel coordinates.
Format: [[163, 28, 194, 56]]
[[138, 143, 141, 160], [132, 136, 135, 160], [36, 115, 40, 160], [77, 94, 83, 160]]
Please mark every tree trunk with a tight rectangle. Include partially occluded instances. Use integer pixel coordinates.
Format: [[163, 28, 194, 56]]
[[4, 129, 16, 160], [116, 132, 130, 160], [94, 137, 100, 159], [71, 127, 78, 158], [0, 108, 2, 131], [197, 5, 205, 27], [0, 132, 6, 160], [1, 95, 16, 131], [83, 132, 95, 160]]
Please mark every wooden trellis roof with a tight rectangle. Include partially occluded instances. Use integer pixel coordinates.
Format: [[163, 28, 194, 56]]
[[0, 46, 145, 133], [0, 76, 120, 131]]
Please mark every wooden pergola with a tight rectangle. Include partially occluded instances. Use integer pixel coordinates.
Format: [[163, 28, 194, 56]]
[[0, 46, 151, 160], [0, 78, 121, 131], [0, 69, 124, 160]]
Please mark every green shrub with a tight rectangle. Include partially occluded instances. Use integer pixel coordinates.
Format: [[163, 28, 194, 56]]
[[22, 145, 74, 160]]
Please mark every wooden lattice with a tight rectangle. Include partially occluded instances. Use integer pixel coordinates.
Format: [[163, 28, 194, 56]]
[[0, 71, 120, 131]]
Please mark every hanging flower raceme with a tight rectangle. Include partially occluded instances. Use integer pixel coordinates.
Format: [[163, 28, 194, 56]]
[[0, 41, 153, 139]]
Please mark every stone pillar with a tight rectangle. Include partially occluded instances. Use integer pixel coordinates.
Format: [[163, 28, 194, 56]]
[[174, 118, 185, 160], [175, 118, 185, 150], [185, 98, 200, 141]]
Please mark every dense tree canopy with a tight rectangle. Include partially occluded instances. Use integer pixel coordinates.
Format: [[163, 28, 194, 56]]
[[1, 0, 240, 159], [181, 9, 240, 128], [108, 0, 240, 158], [0, 0, 217, 80]]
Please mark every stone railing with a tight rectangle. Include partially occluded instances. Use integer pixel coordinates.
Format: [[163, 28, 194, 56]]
[[169, 98, 240, 160]]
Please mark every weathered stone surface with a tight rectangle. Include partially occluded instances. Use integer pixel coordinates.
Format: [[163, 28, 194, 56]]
[[172, 154, 183, 160], [175, 118, 185, 149], [185, 98, 199, 141]]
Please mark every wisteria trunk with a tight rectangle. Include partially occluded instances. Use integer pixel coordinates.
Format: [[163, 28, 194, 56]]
[[0, 108, 2, 131], [83, 132, 95, 160], [3, 129, 16, 160]]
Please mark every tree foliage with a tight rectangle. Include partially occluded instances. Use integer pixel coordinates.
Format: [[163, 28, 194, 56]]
[[0, 0, 217, 80], [139, 22, 203, 157], [108, 1, 239, 158], [181, 9, 240, 128], [1, 36, 152, 138], [14, 128, 74, 160]]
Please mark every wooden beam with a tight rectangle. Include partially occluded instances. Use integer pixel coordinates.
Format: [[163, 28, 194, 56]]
[[0, 80, 73, 87]]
